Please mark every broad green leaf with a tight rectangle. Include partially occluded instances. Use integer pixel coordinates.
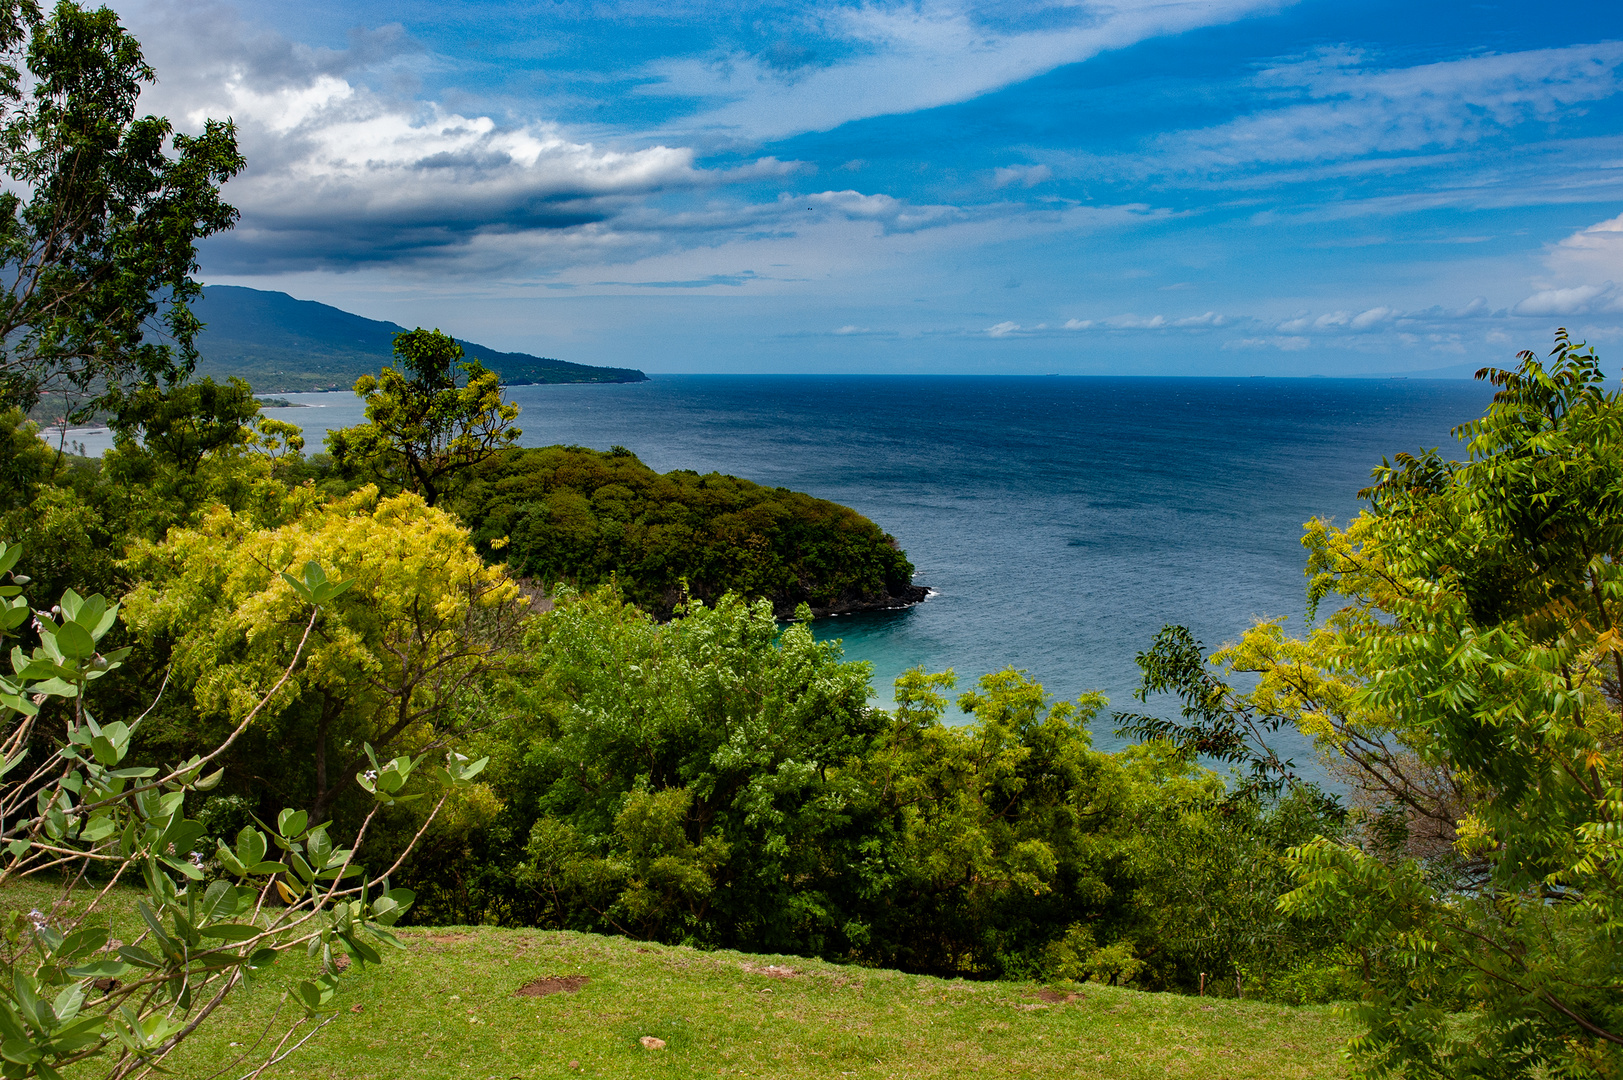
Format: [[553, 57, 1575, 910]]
[[113, 945, 160, 970], [161, 856, 203, 881], [64, 961, 129, 980], [55, 927, 108, 960], [52, 620, 94, 661], [0, 1037, 44, 1065], [199, 880, 234, 921], [50, 985, 84, 1024], [277, 809, 308, 838], [89, 735, 119, 767], [236, 827, 266, 868], [70, 595, 106, 636]]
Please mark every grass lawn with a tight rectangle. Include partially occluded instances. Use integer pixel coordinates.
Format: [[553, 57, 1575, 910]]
[[4, 880, 1356, 1079]]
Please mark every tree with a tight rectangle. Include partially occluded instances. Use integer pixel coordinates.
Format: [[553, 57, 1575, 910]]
[[0, 1, 242, 419], [326, 329, 521, 507], [1143, 331, 1622, 1077], [109, 376, 258, 475], [503, 588, 878, 949], [455, 587, 1345, 986], [0, 407, 54, 511], [121, 486, 524, 823], [0, 537, 488, 1078]]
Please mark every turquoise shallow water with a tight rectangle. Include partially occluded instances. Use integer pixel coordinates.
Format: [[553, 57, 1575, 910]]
[[79, 375, 1496, 757], [497, 375, 1494, 763]]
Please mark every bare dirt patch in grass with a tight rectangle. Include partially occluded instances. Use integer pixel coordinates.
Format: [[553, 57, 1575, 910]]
[[516, 975, 590, 997], [742, 963, 799, 978], [1034, 989, 1082, 1004]]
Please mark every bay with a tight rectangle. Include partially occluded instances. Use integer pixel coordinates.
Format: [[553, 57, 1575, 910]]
[[60, 374, 1496, 754]]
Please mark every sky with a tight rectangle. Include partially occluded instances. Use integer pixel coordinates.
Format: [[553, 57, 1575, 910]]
[[111, 0, 1623, 375]]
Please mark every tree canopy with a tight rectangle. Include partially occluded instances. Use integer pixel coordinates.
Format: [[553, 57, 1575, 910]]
[[122, 486, 523, 823], [453, 444, 926, 618], [0, 0, 242, 420], [1126, 331, 1623, 1077], [326, 328, 521, 507]]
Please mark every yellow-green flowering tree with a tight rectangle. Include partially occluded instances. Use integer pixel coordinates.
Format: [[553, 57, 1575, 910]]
[[122, 486, 523, 821]]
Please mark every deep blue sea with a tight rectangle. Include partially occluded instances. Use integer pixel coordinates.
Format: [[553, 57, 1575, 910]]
[[62, 375, 1496, 755]]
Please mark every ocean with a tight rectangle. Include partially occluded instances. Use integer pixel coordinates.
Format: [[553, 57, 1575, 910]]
[[59, 375, 1497, 756]]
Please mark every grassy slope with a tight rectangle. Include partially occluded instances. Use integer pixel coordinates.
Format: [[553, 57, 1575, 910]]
[[162, 926, 1355, 1079], [1, 872, 1352, 1080], [4, 867, 1357, 1080]]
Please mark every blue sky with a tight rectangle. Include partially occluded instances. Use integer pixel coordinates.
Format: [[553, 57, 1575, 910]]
[[114, 0, 1623, 374]]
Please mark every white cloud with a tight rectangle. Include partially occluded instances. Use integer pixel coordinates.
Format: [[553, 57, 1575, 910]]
[[1106, 313, 1166, 328], [1546, 212, 1623, 280], [1057, 311, 1232, 331], [1350, 306, 1397, 329], [644, 0, 1291, 142], [1086, 41, 1623, 186], [993, 164, 1053, 189], [1513, 282, 1620, 316], [112, 0, 809, 269], [803, 189, 968, 232], [986, 320, 1021, 337], [1223, 335, 1311, 351]]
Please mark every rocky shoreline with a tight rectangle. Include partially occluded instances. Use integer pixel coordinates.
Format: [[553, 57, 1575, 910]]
[[770, 580, 931, 620]]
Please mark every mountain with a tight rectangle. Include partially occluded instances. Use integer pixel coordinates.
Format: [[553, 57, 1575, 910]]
[[189, 286, 647, 392]]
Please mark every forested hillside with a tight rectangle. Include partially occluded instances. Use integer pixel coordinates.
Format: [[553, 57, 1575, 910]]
[[452, 445, 927, 617], [190, 286, 647, 392]]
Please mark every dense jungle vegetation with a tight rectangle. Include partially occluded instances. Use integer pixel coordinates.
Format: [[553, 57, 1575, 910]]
[[10, 331, 1623, 1078], [453, 444, 925, 617], [0, 1, 1617, 1076]]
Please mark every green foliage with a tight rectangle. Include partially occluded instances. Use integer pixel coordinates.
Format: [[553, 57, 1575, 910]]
[[0, 541, 485, 1077], [1152, 332, 1623, 1076], [109, 375, 258, 474], [326, 328, 521, 507], [454, 445, 923, 617], [397, 586, 1345, 994], [0, 408, 54, 513], [0, 1, 242, 420], [489, 588, 879, 952], [1114, 624, 1323, 802], [120, 486, 523, 825]]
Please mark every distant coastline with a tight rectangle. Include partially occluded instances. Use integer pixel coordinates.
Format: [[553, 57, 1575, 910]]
[[191, 285, 649, 393]]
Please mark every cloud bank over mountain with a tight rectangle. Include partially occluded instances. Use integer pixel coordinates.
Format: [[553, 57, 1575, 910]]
[[106, 0, 1623, 373]]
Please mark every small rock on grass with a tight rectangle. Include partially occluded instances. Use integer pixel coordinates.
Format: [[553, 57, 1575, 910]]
[[640, 1036, 667, 1050]]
